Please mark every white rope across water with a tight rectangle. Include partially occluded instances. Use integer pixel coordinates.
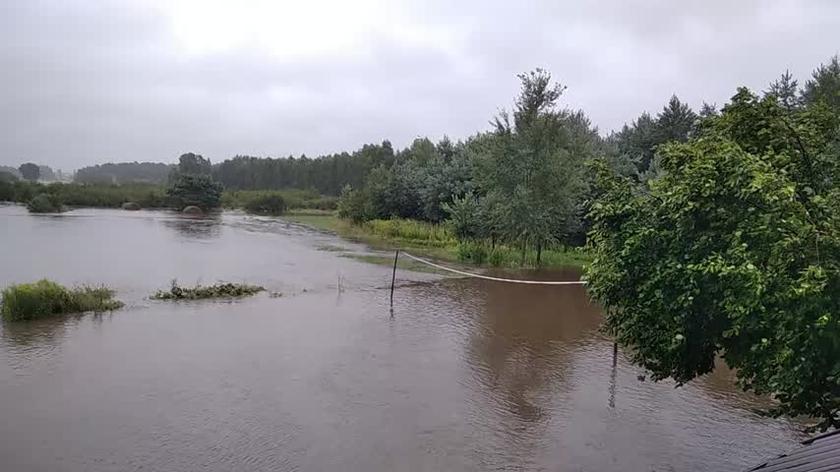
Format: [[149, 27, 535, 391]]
[[400, 251, 587, 286]]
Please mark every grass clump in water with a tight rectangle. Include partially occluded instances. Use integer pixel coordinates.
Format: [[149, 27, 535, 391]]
[[152, 281, 265, 300], [1, 279, 123, 321]]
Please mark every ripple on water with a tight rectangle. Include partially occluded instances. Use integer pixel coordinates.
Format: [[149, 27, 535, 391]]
[[0, 207, 804, 471]]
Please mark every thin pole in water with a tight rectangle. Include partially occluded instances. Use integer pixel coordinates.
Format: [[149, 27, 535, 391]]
[[390, 249, 400, 306], [609, 341, 618, 408]]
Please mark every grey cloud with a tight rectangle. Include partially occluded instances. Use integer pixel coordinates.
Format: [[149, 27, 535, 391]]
[[1, 0, 838, 170]]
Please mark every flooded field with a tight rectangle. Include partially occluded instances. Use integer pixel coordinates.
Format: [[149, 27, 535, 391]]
[[0, 205, 801, 471]]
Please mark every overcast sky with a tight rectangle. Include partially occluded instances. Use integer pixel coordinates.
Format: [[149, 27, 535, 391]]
[[1, 0, 838, 170]]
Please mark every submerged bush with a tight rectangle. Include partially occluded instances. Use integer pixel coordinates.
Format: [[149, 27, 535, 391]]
[[1, 280, 123, 321], [27, 193, 63, 213], [243, 193, 287, 216], [152, 281, 265, 300]]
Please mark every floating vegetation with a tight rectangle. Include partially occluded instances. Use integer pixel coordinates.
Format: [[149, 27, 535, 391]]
[[151, 281, 265, 300], [1, 279, 123, 321]]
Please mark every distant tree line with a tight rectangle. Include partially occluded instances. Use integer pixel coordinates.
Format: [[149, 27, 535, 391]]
[[212, 143, 396, 195], [74, 162, 174, 184]]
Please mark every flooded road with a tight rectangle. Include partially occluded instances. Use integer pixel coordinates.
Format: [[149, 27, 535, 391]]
[[0, 205, 801, 471]]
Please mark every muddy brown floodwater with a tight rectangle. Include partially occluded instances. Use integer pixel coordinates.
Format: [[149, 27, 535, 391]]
[[0, 205, 802, 471]]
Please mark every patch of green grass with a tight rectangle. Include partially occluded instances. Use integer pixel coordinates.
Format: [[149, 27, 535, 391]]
[[283, 211, 346, 232], [151, 281, 265, 300], [362, 219, 455, 247], [1, 279, 123, 321], [316, 244, 348, 252]]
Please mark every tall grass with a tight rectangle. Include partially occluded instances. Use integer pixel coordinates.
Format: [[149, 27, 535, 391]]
[[456, 241, 591, 268], [1, 280, 123, 321], [362, 219, 455, 247]]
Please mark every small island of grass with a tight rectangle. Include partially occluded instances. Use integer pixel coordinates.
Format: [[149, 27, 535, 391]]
[[1, 279, 123, 321], [151, 281, 265, 300]]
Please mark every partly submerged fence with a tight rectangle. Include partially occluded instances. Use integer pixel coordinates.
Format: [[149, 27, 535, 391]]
[[389, 249, 587, 305]]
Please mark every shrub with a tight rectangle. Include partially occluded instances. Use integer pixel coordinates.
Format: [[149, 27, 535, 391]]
[[337, 185, 371, 222], [1, 280, 123, 321], [243, 193, 287, 216], [443, 191, 484, 240], [27, 193, 63, 213]]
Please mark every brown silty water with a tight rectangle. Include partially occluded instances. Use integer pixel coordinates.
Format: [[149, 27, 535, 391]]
[[0, 205, 801, 471]]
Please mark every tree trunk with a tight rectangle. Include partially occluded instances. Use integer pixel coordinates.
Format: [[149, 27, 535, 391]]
[[536, 240, 542, 266]]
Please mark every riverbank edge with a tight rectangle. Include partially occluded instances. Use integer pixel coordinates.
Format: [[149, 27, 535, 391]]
[[281, 210, 591, 271]]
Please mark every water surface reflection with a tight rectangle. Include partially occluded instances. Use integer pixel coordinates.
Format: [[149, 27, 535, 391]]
[[0, 206, 803, 471]]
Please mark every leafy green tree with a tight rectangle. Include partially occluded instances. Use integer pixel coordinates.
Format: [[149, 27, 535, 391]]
[[167, 174, 223, 210], [608, 96, 698, 178], [656, 95, 698, 143], [587, 87, 840, 430], [766, 70, 801, 112], [474, 69, 591, 263], [337, 184, 371, 223], [417, 147, 474, 222], [611, 113, 660, 174], [166, 153, 223, 210], [699, 102, 718, 118], [19, 163, 40, 181], [176, 153, 212, 176], [442, 191, 483, 240], [802, 55, 840, 115]]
